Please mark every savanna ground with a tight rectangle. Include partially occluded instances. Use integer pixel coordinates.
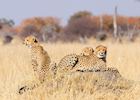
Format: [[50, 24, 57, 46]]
[[0, 38, 140, 100]]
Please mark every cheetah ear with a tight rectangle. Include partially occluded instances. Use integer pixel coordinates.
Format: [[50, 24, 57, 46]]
[[92, 49, 94, 52], [34, 39, 38, 43]]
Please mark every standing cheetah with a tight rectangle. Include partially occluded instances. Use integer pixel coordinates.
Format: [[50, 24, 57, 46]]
[[18, 35, 51, 94]]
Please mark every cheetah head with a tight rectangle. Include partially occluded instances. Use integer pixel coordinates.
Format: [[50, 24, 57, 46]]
[[95, 45, 107, 60], [81, 47, 94, 56], [23, 35, 38, 48]]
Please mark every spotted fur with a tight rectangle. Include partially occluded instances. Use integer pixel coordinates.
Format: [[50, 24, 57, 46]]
[[95, 45, 107, 62], [18, 35, 51, 94]]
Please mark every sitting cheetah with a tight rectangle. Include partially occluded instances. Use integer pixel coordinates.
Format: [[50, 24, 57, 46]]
[[18, 35, 51, 94]]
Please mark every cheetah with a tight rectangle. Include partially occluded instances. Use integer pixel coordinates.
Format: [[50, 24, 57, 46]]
[[72, 46, 107, 72], [56, 46, 119, 74], [95, 45, 107, 62], [80, 47, 94, 56], [94, 45, 120, 75], [18, 35, 51, 94], [51, 46, 107, 75], [80, 46, 107, 62], [81, 45, 117, 72], [56, 51, 106, 74], [56, 54, 78, 74], [72, 52, 106, 72]]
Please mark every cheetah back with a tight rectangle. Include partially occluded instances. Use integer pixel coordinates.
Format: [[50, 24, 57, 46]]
[[57, 54, 78, 73], [73, 54, 106, 72]]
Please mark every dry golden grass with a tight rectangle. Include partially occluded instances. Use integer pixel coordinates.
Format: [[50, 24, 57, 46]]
[[0, 39, 140, 100]]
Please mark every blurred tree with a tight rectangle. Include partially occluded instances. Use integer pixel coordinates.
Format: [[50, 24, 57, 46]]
[[40, 17, 62, 42], [40, 24, 58, 42], [20, 17, 44, 31], [0, 18, 15, 44], [117, 16, 128, 31], [64, 16, 99, 42], [20, 25, 39, 37], [13, 14, 140, 42], [0, 18, 15, 27], [16, 17, 62, 42], [102, 15, 113, 32], [127, 17, 140, 41], [68, 11, 92, 23]]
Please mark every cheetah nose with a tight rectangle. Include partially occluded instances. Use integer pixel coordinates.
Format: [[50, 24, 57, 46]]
[[100, 52, 104, 55]]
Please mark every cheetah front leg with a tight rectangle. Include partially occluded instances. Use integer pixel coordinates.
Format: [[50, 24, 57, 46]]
[[18, 80, 40, 95], [18, 68, 45, 95], [18, 61, 41, 95]]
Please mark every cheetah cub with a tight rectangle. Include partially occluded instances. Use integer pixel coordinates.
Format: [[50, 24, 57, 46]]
[[56, 47, 106, 74], [94, 45, 120, 74], [80, 47, 94, 56], [80, 46, 107, 62], [95, 45, 107, 62]]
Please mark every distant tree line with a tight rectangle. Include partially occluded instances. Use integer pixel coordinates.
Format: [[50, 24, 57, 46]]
[[0, 11, 140, 43]]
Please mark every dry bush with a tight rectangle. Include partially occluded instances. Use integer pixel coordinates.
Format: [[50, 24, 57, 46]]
[[64, 16, 99, 41], [3, 35, 13, 44], [68, 11, 92, 23], [15, 17, 62, 42]]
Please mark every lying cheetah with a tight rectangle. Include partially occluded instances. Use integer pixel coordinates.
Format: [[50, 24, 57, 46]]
[[94, 45, 120, 75], [95, 45, 107, 62], [56, 54, 78, 74], [18, 35, 51, 94], [80, 47, 94, 56], [56, 50, 106, 74], [56, 46, 119, 74], [72, 51, 106, 72], [79, 46, 108, 71], [81, 46, 107, 62]]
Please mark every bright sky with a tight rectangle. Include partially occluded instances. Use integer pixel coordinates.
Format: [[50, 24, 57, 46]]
[[0, 0, 139, 25]]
